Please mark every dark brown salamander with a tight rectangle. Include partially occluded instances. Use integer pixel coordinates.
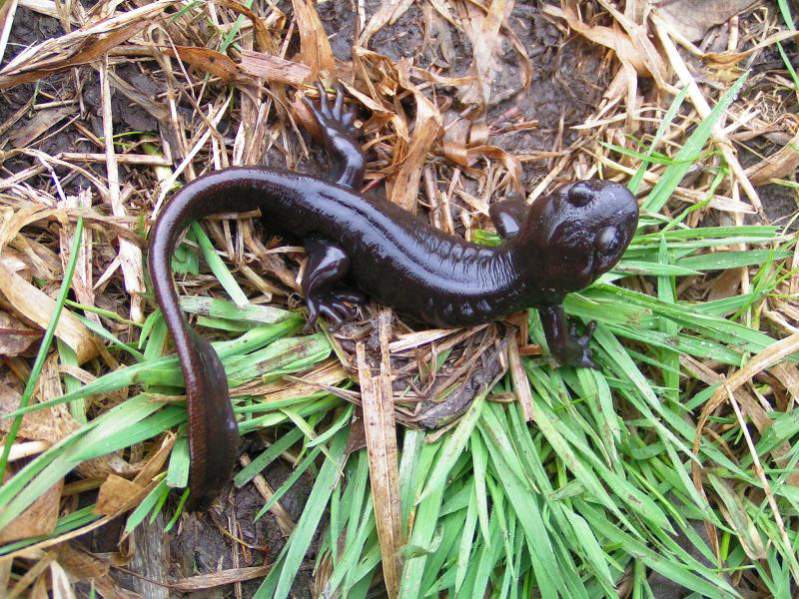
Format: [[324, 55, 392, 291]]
[[148, 86, 639, 509]]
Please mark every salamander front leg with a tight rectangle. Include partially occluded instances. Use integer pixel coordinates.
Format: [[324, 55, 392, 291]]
[[302, 237, 364, 329], [489, 194, 529, 239], [304, 83, 365, 190], [539, 305, 597, 369]]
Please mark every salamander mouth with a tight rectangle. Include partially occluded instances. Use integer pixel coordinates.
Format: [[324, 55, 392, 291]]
[[591, 247, 610, 277], [571, 244, 595, 284]]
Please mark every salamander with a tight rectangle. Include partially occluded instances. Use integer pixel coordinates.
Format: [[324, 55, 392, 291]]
[[148, 85, 639, 509]]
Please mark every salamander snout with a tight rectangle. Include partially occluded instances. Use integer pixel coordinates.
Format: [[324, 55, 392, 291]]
[[582, 181, 638, 276]]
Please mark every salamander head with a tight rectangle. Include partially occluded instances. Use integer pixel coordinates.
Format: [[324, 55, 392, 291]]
[[518, 180, 638, 293]]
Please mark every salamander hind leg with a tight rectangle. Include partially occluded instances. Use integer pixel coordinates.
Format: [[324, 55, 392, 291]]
[[303, 83, 365, 190], [302, 237, 365, 329]]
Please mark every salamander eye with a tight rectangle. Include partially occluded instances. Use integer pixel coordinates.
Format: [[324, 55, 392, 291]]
[[567, 182, 595, 206], [595, 226, 620, 254]]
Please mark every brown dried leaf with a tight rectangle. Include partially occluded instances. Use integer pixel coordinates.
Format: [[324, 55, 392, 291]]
[[55, 545, 142, 599], [708, 268, 741, 301], [468, 144, 522, 191], [132, 433, 175, 486], [745, 129, 799, 186], [543, 5, 647, 74], [47, 561, 74, 598], [356, 329, 402, 599], [712, 475, 766, 560], [694, 331, 799, 472], [339, 78, 399, 138], [292, 93, 322, 139], [107, 69, 170, 123], [427, 0, 459, 28], [657, 0, 759, 42], [0, 364, 81, 445], [388, 329, 457, 353], [771, 363, 799, 407], [239, 50, 312, 85], [703, 30, 799, 67], [0, 0, 16, 60], [217, 0, 278, 53], [0, 21, 148, 90], [239, 452, 296, 535], [9, 106, 73, 148], [389, 116, 440, 211], [96, 474, 145, 516], [596, 0, 670, 90], [438, 140, 521, 190], [441, 139, 472, 168], [171, 566, 272, 592], [413, 327, 505, 429], [11, 236, 61, 283], [0, 559, 9, 595], [459, 0, 512, 107], [99, 60, 146, 325], [2, 479, 162, 560], [58, 192, 96, 323], [359, 0, 415, 48], [173, 46, 244, 83], [55, 545, 108, 582], [0, 261, 97, 363], [7, 552, 53, 597], [0, 206, 61, 253], [233, 361, 348, 399], [15, 0, 60, 19], [291, 0, 334, 77], [411, 66, 474, 88], [389, 64, 443, 212], [345, 413, 367, 454], [0, 475, 62, 544], [75, 431, 167, 493], [0, 88, 34, 139], [506, 330, 533, 421], [75, 454, 137, 481], [0, 310, 38, 356]]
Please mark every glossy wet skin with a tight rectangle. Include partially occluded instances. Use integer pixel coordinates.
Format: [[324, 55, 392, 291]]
[[148, 86, 639, 508], [516, 180, 639, 297]]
